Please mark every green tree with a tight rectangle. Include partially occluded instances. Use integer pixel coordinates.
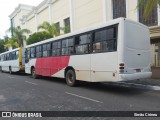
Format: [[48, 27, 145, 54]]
[[0, 39, 5, 53], [138, 0, 160, 17], [27, 31, 52, 45], [9, 26, 31, 47], [4, 36, 19, 49], [38, 21, 60, 37], [3, 35, 10, 43]]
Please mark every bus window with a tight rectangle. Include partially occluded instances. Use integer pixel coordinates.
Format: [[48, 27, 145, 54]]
[[6, 54, 10, 61], [9, 53, 11, 60], [62, 38, 74, 56], [31, 47, 36, 58], [1, 55, 4, 61], [25, 48, 30, 63], [75, 34, 91, 54], [68, 38, 74, 55], [52, 41, 61, 56], [93, 27, 117, 53], [43, 43, 51, 57], [62, 39, 69, 55], [26, 48, 30, 59], [16, 51, 19, 59], [36, 46, 42, 58]]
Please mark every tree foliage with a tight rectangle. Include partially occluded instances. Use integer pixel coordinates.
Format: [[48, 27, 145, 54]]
[[138, 0, 160, 17], [27, 31, 52, 45], [38, 21, 60, 37], [9, 26, 31, 47], [4, 36, 19, 49], [0, 39, 5, 53]]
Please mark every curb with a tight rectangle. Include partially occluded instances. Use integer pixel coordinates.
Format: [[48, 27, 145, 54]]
[[104, 82, 160, 91]]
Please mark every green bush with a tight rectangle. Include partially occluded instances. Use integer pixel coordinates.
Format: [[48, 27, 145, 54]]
[[27, 31, 52, 45], [0, 40, 5, 53]]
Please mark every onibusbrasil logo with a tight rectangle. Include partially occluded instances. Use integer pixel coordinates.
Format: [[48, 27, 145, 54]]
[[1, 112, 42, 118]]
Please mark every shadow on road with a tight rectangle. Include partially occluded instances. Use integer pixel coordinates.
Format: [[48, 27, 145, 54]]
[[1, 72, 149, 96], [37, 76, 149, 96]]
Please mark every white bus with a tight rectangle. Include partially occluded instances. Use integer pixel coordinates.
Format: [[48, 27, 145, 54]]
[[0, 47, 25, 74], [25, 18, 152, 86]]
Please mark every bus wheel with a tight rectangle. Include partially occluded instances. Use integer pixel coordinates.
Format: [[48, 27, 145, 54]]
[[9, 67, 12, 74], [31, 68, 38, 79], [66, 69, 77, 87], [0, 66, 3, 72]]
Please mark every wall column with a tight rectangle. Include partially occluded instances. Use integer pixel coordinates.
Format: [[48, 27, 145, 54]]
[[48, 0, 53, 24], [69, 0, 75, 32], [34, 9, 38, 32], [158, 5, 160, 25], [104, 0, 113, 21]]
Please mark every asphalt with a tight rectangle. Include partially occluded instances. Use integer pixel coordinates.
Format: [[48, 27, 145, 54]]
[[126, 78, 160, 86], [0, 72, 160, 120]]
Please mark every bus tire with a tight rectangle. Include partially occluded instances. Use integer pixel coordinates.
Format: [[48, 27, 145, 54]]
[[65, 69, 77, 87], [31, 67, 38, 79], [0, 66, 3, 72], [9, 67, 12, 74]]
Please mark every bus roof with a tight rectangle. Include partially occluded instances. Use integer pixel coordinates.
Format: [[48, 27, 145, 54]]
[[26, 18, 148, 48], [0, 48, 20, 55]]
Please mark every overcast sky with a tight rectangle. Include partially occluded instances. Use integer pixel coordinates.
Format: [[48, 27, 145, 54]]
[[0, 0, 43, 39]]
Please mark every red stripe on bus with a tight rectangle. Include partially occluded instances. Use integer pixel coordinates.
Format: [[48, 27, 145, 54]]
[[35, 56, 70, 76]]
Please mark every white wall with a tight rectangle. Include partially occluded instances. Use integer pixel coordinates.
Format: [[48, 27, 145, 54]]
[[73, 0, 104, 31]]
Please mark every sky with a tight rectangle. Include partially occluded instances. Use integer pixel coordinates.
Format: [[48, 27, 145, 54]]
[[0, 0, 44, 39]]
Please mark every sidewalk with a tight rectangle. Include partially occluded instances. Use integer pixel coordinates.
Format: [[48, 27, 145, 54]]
[[126, 78, 160, 86]]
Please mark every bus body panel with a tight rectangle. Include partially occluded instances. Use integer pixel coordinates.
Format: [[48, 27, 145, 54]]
[[1, 59, 19, 72], [25, 59, 36, 74], [0, 48, 25, 72], [68, 55, 91, 81], [91, 52, 118, 82]]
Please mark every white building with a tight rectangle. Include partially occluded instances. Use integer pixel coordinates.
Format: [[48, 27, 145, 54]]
[[9, 0, 160, 78]]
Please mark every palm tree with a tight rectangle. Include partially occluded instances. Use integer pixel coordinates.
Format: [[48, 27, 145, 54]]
[[10, 26, 31, 47], [138, 0, 160, 17], [38, 21, 60, 37], [4, 36, 19, 49]]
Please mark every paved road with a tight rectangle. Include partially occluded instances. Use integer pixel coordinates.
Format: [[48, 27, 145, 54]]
[[0, 72, 160, 119]]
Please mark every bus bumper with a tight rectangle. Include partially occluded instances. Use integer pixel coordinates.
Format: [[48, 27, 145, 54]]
[[119, 72, 152, 81]]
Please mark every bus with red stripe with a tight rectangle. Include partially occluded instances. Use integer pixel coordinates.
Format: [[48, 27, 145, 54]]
[[25, 18, 152, 86]]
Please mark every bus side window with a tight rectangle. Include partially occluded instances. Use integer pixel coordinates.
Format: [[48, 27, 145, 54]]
[[25, 48, 30, 63], [47, 43, 51, 57], [75, 33, 91, 54], [2, 55, 4, 61], [43, 43, 51, 57], [62, 39, 69, 56], [68, 38, 75, 55], [31, 47, 36, 58], [6, 54, 10, 61], [9, 53, 12, 60], [28, 49, 30, 59], [16, 51, 19, 59], [52, 41, 61, 56], [93, 27, 117, 53], [36, 46, 42, 58]]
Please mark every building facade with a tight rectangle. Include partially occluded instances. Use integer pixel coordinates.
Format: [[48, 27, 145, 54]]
[[9, 0, 160, 78]]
